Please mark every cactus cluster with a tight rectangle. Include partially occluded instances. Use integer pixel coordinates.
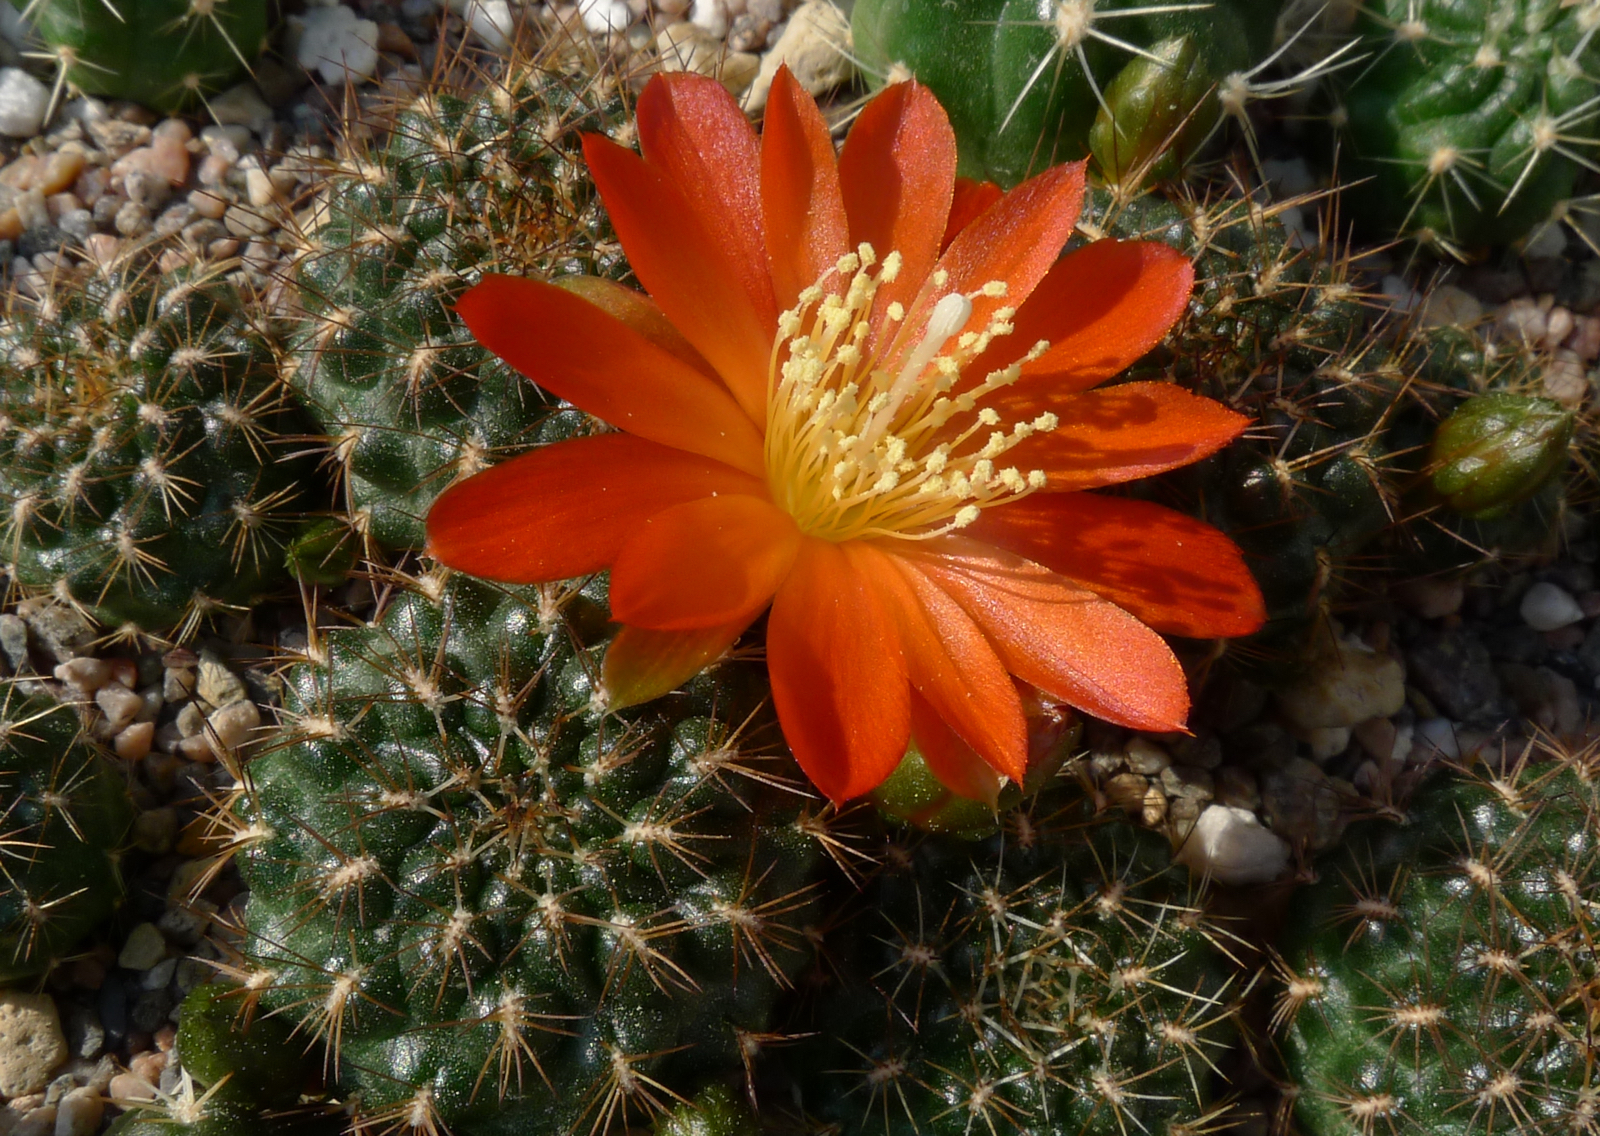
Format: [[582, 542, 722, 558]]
[[0, 257, 319, 639], [11, 0, 270, 115], [850, 0, 1285, 186], [285, 62, 630, 553], [0, 687, 131, 982], [1323, 0, 1600, 250], [227, 570, 829, 1135], [1272, 746, 1600, 1136], [782, 797, 1244, 1136]]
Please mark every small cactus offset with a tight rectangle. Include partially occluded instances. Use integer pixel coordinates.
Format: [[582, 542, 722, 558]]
[[286, 59, 631, 553], [1325, 0, 1600, 250], [0, 688, 132, 982], [11, 0, 269, 114], [783, 801, 1244, 1136], [849, 0, 1284, 186], [226, 569, 830, 1136], [1271, 747, 1600, 1136], [0, 258, 320, 639]]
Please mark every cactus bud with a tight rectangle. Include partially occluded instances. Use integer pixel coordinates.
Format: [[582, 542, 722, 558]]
[[1089, 36, 1216, 184], [1430, 392, 1574, 520]]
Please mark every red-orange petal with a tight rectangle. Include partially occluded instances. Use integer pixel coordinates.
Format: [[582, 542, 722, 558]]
[[424, 434, 765, 583], [583, 134, 773, 423], [863, 542, 1026, 783], [767, 539, 910, 803], [551, 276, 716, 378], [609, 495, 801, 631], [636, 73, 775, 331], [457, 276, 765, 476], [910, 692, 1006, 806], [761, 65, 850, 312], [900, 538, 1190, 733], [991, 382, 1250, 491], [838, 81, 956, 340], [967, 494, 1266, 638], [603, 619, 753, 710], [899, 162, 1085, 372], [942, 178, 1004, 251], [967, 239, 1194, 392]]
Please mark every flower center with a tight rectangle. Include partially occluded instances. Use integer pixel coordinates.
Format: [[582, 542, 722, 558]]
[[764, 244, 1056, 544]]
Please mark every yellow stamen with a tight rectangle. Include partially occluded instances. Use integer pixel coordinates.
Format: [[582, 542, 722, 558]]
[[764, 246, 1055, 542]]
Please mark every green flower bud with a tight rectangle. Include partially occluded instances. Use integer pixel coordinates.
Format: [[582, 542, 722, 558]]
[[1089, 36, 1218, 185], [1430, 392, 1575, 520]]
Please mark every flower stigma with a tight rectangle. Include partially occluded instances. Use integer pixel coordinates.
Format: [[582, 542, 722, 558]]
[[764, 243, 1055, 543]]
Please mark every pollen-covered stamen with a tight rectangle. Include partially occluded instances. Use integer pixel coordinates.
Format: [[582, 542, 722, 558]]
[[765, 244, 1054, 543]]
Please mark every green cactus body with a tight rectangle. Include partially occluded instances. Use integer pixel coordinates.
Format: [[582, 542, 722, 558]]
[[0, 690, 132, 981], [0, 265, 319, 636], [289, 68, 629, 552], [1273, 754, 1600, 1135], [1331, 0, 1600, 247], [234, 572, 828, 1135], [850, 0, 1281, 185], [12, 0, 268, 114], [786, 806, 1241, 1136]]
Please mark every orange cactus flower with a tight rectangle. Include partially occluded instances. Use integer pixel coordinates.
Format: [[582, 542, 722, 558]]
[[426, 67, 1265, 804]]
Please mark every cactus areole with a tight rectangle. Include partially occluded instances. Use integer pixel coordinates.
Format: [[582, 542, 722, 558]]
[[426, 68, 1266, 804]]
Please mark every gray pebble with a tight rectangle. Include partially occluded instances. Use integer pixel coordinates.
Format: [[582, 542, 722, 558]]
[[57, 209, 93, 242], [1160, 764, 1215, 801], [196, 650, 246, 708], [123, 169, 170, 211], [113, 199, 150, 237], [17, 599, 94, 663], [91, 195, 120, 224], [1406, 628, 1505, 723], [52, 1086, 101, 1136], [153, 202, 197, 237], [64, 1006, 103, 1062], [116, 922, 166, 971], [140, 958, 177, 991], [0, 613, 30, 672], [128, 991, 171, 1034]]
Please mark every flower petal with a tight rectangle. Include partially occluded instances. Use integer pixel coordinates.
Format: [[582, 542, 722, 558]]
[[603, 619, 753, 710], [636, 72, 776, 332], [761, 65, 850, 312], [967, 494, 1267, 638], [900, 538, 1190, 733], [991, 382, 1250, 491], [910, 691, 1006, 807], [424, 434, 765, 583], [915, 161, 1086, 359], [457, 275, 766, 476], [838, 81, 956, 337], [610, 495, 801, 630], [967, 239, 1194, 392], [861, 542, 1026, 782], [767, 539, 910, 803], [583, 134, 773, 423], [551, 276, 715, 377], [942, 178, 1004, 251]]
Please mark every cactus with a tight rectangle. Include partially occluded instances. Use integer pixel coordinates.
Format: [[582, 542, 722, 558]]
[[849, 0, 1284, 186], [101, 985, 344, 1136], [0, 258, 320, 639], [1324, 0, 1600, 249], [286, 59, 630, 553], [225, 569, 830, 1136], [781, 798, 1245, 1136], [0, 687, 132, 982], [1271, 747, 1600, 1136], [12, 0, 269, 115]]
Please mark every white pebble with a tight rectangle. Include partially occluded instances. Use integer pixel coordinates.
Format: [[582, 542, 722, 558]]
[[205, 698, 262, 755], [466, 0, 514, 47], [53, 658, 110, 693], [0, 68, 49, 139], [1412, 717, 1460, 762], [114, 721, 155, 762], [1173, 805, 1292, 887], [1521, 581, 1584, 631], [579, 0, 631, 32], [690, 0, 728, 35], [1523, 220, 1567, 259], [295, 6, 381, 84]]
